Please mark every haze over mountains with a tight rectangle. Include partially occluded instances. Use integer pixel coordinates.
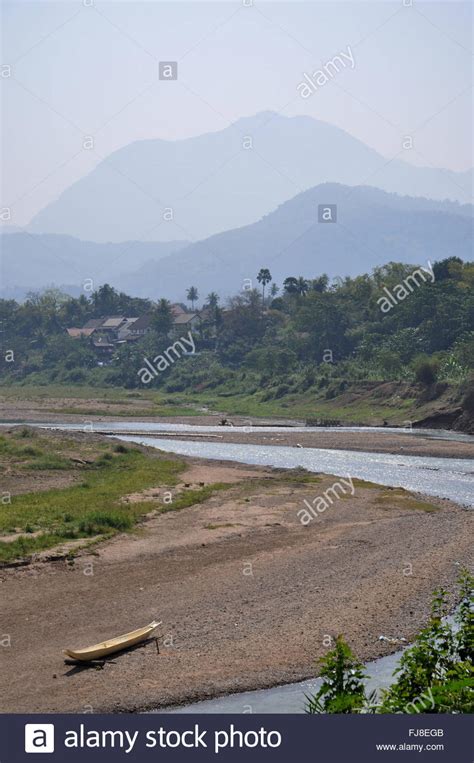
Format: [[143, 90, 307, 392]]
[[3, 183, 472, 301], [0, 236, 188, 300], [2, 113, 472, 301], [28, 112, 473, 244], [113, 184, 473, 299]]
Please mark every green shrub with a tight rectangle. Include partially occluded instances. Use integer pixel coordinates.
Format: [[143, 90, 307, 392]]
[[379, 570, 473, 713], [305, 635, 374, 714], [274, 384, 290, 399], [26, 455, 70, 470], [78, 511, 133, 534], [304, 572, 473, 714], [413, 355, 439, 386]]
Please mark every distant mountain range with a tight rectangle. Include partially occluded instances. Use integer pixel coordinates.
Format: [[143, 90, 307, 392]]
[[0, 235, 188, 301], [3, 184, 472, 301], [112, 184, 473, 299], [27, 112, 473, 243]]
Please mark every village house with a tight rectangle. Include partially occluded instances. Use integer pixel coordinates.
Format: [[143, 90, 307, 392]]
[[170, 312, 201, 337], [126, 314, 153, 339], [66, 327, 96, 339], [82, 318, 106, 331], [170, 303, 187, 318], [96, 316, 132, 341], [116, 317, 140, 340], [91, 334, 116, 359], [68, 316, 135, 341], [66, 308, 202, 361]]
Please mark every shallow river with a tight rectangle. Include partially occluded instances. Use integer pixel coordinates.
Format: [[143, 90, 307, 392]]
[[17, 421, 474, 712], [109, 429, 472, 713], [38, 421, 473, 442], [157, 649, 404, 714], [118, 436, 474, 508]]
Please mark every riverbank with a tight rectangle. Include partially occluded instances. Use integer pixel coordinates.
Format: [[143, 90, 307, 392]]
[[1, 429, 472, 713], [1, 379, 472, 432], [1, 418, 473, 461]]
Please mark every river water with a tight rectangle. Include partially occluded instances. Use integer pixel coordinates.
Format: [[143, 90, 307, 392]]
[[106, 427, 472, 713], [157, 650, 404, 714], [14, 421, 473, 711], [36, 421, 473, 443], [117, 436, 474, 508]]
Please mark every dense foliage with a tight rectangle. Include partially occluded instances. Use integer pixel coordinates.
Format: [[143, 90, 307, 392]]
[[305, 636, 374, 714], [1, 259, 473, 393], [305, 571, 473, 714]]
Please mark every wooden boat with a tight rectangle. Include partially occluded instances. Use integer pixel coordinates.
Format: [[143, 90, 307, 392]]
[[64, 620, 161, 661]]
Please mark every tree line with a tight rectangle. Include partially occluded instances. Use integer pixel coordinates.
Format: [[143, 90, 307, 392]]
[[0, 257, 473, 392]]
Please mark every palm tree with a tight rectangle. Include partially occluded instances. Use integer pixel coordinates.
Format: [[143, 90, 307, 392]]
[[296, 276, 309, 296], [310, 274, 329, 293], [283, 276, 299, 294], [205, 292, 219, 309], [186, 286, 199, 311], [269, 283, 279, 298], [153, 298, 173, 335], [257, 268, 272, 306]]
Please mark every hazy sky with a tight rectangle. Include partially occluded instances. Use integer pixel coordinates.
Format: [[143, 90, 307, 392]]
[[2, 0, 473, 227]]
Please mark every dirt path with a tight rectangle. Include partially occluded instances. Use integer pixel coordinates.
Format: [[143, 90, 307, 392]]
[[0, 458, 472, 713]]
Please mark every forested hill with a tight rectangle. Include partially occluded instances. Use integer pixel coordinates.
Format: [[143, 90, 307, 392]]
[[112, 184, 474, 299], [1, 259, 472, 415], [2, 184, 472, 301]]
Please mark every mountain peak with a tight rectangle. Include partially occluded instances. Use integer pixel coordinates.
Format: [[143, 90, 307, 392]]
[[29, 115, 472, 243], [230, 110, 281, 130]]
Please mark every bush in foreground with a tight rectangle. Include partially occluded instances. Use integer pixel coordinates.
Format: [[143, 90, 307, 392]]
[[305, 571, 473, 714]]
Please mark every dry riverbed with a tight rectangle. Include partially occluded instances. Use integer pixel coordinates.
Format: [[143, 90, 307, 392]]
[[0, 428, 472, 713]]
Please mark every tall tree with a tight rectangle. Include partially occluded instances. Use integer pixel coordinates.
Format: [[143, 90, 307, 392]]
[[310, 274, 329, 293], [152, 298, 173, 335], [91, 283, 121, 316], [186, 286, 199, 311], [205, 292, 220, 309], [296, 276, 309, 297], [257, 268, 272, 306], [283, 276, 299, 294]]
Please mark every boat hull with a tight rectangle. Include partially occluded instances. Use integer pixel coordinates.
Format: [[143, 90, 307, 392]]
[[64, 620, 161, 661]]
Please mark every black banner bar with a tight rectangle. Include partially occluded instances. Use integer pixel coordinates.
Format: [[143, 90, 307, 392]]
[[0, 713, 472, 763]]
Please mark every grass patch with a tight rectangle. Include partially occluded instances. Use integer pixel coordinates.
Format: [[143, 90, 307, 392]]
[[78, 510, 134, 534], [0, 436, 43, 458], [0, 383, 200, 418], [0, 425, 237, 563], [351, 478, 380, 489], [44, 404, 200, 417], [25, 455, 71, 470], [0, 533, 73, 563], [0, 443, 186, 563], [283, 474, 323, 485], [158, 483, 230, 515], [0, 384, 145, 401], [0, 380, 459, 426], [375, 489, 439, 512]]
